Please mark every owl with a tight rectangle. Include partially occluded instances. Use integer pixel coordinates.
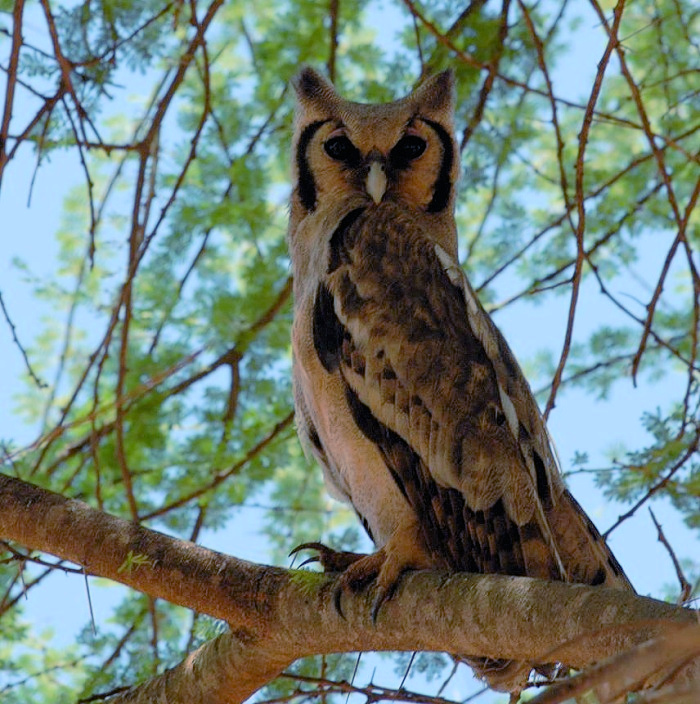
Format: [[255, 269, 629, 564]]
[[287, 67, 633, 691]]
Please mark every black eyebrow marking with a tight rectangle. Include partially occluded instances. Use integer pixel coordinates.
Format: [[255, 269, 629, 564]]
[[296, 119, 330, 211], [420, 117, 454, 213]]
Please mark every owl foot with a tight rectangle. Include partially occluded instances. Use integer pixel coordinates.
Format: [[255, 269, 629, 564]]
[[289, 542, 391, 618], [290, 525, 433, 622], [289, 543, 404, 619], [331, 548, 388, 620], [289, 541, 377, 617], [335, 539, 437, 622]]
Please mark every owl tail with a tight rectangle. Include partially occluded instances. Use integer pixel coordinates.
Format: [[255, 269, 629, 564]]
[[546, 489, 634, 592], [460, 490, 633, 693], [455, 655, 557, 695]]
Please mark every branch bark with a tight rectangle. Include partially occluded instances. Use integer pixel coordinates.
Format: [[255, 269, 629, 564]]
[[0, 472, 697, 703]]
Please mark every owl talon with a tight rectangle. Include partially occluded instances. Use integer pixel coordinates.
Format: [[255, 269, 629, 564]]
[[289, 541, 368, 573], [332, 583, 346, 619], [371, 570, 404, 622], [296, 555, 321, 568], [332, 551, 385, 620], [288, 541, 327, 557], [370, 587, 387, 623]]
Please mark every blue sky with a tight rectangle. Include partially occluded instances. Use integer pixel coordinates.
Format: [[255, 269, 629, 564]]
[[1, 2, 697, 702]]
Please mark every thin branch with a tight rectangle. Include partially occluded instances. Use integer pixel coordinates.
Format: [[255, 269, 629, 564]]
[[0, 0, 26, 189], [459, 0, 511, 152], [140, 410, 294, 520], [632, 177, 700, 383], [604, 427, 700, 536], [278, 671, 461, 704], [17, 271, 290, 473], [517, 0, 576, 235], [148, 597, 160, 673], [488, 179, 665, 313], [477, 120, 700, 292], [0, 291, 47, 389], [649, 508, 693, 604], [587, 0, 700, 385], [328, 0, 339, 83], [528, 623, 700, 704], [0, 657, 88, 696], [585, 254, 696, 375], [544, 0, 626, 419], [400, 0, 647, 132], [107, 3, 223, 516], [26, 0, 225, 478]]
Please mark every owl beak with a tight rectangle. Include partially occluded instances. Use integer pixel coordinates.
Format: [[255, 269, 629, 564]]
[[366, 161, 387, 204]]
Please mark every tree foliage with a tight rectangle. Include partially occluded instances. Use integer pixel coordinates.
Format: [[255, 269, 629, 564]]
[[0, 1, 698, 702]]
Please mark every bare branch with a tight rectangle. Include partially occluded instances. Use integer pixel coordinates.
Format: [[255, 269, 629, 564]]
[[529, 623, 700, 703], [1, 471, 698, 704], [0, 0, 25, 189], [328, 0, 339, 83], [459, 0, 510, 152], [0, 290, 47, 389], [544, 0, 626, 419], [649, 508, 693, 604], [605, 427, 700, 536]]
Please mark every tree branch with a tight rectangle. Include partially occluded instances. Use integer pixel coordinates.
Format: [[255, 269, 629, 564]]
[[1, 472, 697, 703], [0, 0, 25, 189]]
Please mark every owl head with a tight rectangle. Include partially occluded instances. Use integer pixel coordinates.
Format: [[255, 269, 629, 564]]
[[289, 68, 459, 257]]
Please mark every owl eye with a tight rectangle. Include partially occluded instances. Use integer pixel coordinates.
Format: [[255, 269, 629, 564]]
[[391, 135, 427, 165], [324, 136, 360, 165]]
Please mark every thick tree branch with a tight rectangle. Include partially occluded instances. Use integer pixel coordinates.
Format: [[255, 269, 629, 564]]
[[0, 472, 697, 703]]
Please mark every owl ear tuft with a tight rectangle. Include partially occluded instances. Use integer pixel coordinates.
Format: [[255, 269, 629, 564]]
[[293, 67, 338, 104], [414, 69, 454, 114]]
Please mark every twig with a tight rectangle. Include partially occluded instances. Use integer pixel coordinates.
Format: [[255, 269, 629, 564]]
[[517, 0, 576, 235], [586, 254, 695, 374], [0, 0, 26, 189], [587, 0, 700, 385], [27, 0, 225, 479], [544, 0, 627, 419], [0, 291, 47, 389], [649, 508, 693, 604], [459, 0, 510, 152], [0, 564, 55, 616], [605, 428, 699, 536], [528, 623, 700, 704], [277, 671, 463, 704], [487, 180, 665, 313], [400, 0, 647, 132], [148, 597, 159, 672], [477, 119, 700, 292], [328, 0, 339, 83], [140, 411, 295, 520], [0, 542, 78, 574]]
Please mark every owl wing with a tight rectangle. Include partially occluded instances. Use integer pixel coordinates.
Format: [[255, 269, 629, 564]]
[[312, 201, 632, 591]]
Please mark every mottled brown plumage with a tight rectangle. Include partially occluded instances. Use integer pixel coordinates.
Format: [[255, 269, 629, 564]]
[[288, 67, 633, 692]]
